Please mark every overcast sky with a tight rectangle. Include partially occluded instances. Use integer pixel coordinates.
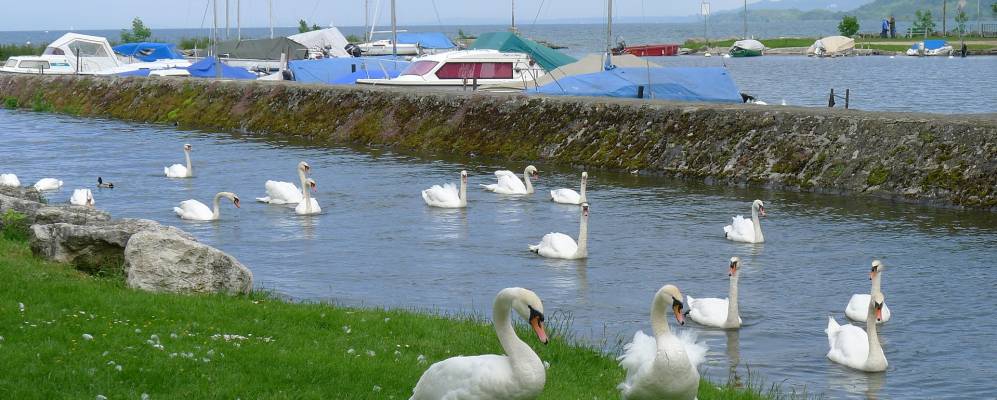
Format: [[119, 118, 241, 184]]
[[3, 0, 759, 31]]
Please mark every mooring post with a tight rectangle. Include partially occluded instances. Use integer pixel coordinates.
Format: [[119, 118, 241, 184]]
[[828, 88, 835, 107], [637, 85, 645, 99], [845, 89, 850, 109]]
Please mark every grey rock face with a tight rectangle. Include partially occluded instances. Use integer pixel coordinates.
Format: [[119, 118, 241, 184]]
[[29, 219, 192, 275], [124, 229, 253, 294]]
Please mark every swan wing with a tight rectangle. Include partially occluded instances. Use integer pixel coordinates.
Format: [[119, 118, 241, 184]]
[[165, 164, 188, 178], [0, 174, 20, 187], [550, 188, 581, 204], [176, 199, 213, 220], [422, 183, 461, 208], [617, 330, 658, 396], [618, 330, 703, 399], [845, 294, 892, 322], [33, 178, 63, 191], [724, 215, 756, 242], [258, 180, 303, 204], [676, 329, 708, 369], [687, 296, 729, 328], [826, 317, 870, 369], [485, 170, 526, 194], [411, 354, 530, 400], [532, 232, 578, 259]]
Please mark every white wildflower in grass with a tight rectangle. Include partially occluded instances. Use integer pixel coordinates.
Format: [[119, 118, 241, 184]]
[[544, 361, 550, 369], [101, 351, 109, 357], [384, 317, 390, 322], [96, 395, 107, 400], [107, 361, 116, 366], [150, 334, 160, 342], [169, 353, 178, 358], [207, 349, 215, 357], [417, 354, 427, 364], [18, 303, 25, 312], [342, 326, 351, 334], [170, 332, 178, 339], [135, 328, 142, 334], [141, 393, 150, 400], [373, 385, 382, 392], [82, 334, 94, 341], [366, 350, 376, 357], [115, 365, 122, 372], [202, 357, 211, 363], [0, 336, 4, 342], [347, 348, 356, 355]]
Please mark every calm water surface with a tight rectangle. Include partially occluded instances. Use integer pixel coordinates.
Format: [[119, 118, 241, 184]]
[[2, 109, 996, 399]]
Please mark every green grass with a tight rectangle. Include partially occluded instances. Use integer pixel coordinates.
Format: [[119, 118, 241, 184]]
[[0, 43, 46, 61], [682, 36, 996, 52], [683, 38, 816, 50], [0, 234, 782, 399]]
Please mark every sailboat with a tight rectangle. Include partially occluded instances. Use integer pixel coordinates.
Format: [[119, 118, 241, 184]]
[[728, 0, 763, 57]]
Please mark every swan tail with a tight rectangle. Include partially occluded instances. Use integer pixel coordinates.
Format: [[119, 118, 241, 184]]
[[826, 316, 840, 335], [256, 196, 272, 203]]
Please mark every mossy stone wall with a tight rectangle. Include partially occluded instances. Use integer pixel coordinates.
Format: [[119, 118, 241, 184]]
[[2, 74, 995, 209]]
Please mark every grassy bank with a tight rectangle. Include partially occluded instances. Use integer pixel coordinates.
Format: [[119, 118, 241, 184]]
[[683, 37, 997, 53], [0, 233, 778, 399]]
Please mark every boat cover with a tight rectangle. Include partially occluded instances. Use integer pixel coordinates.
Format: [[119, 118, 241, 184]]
[[911, 40, 949, 51], [289, 57, 410, 84], [731, 39, 764, 52], [215, 37, 309, 60], [396, 33, 456, 49], [187, 57, 257, 79], [481, 53, 659, 91], [807, 36, 855, 56], [113, 42, 185, 62], [288, 28, 350, 57], [470, 32, 576, 72], [533, 67, 742, 103]]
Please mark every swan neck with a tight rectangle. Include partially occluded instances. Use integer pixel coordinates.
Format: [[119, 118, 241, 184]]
[[751, 207, 763, 242], [493, 293, 541, 371], [865, 301, 886, 367], [299, 169, 312, 213], [523, 169, 534, 194], [726, 272, 740, 327], [871, 271, 882, 294], [212, 192, 223, 219], [184, 150, 192, 177], [579, 176, 587, 202], [575, 209, 588, 258], [650, 292, 673, 339], [459, 177, 467, 206]]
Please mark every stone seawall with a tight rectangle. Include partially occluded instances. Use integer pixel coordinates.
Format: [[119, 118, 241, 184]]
[[2, 74, 995, 209]]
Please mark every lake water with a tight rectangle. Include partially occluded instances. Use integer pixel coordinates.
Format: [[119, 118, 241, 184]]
[[2, 108, 996, 398]]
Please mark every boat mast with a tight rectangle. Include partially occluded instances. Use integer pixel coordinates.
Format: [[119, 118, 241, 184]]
[[213, 0, 221, 79], [237, 0, 241, 41], [268, 0, 274, 39], [743, 0, 747, 39], [364, 0, 370, 41], [511, 0, 518, 34], [225, 0, 230, 39], [391, 0, 397, 59], [606, 0, 613, 54]]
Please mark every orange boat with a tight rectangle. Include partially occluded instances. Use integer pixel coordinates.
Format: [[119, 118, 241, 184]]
[[613, 44, 679, 57]]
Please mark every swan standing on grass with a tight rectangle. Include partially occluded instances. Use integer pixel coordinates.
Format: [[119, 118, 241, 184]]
[[529, 203, 589, 260], [173, 192, 240, 220], [257, 161, 311, 204], [618, 284, 707, 400], [723, 200, 766, 243], [687, 257, 743, 329], [482, 166, 538, 195], [164, 144, 193, 178], [845, 260, 892, 323], [422, 170, 468, 208], [826, 292, 888, 372], [295, 178, 321, 215], [69, 189, 94, 207], [410, 287, 548, 400], [550, 171, 587, 204], [0, 174, 20, 187], [33, 178, 63, 191]]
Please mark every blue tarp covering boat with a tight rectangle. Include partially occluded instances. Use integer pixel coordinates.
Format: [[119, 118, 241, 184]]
[[115, 69, 152, 77], [396, 33, 456, 49], [533, 66, 743, 103], [112, 42, 185, 62], [187, 57, 256, 79], [289, 57, 410, 84], [913, 39, 949, 51]]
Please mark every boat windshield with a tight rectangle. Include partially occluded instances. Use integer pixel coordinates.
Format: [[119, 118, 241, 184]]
[[4, 59, 17, 67], [400, 61, 438, 76]]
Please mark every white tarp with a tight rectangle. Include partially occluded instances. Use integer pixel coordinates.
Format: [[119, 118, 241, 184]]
[[480, 53, 660, 92], [288, 28, 350, 58], [731, 39, 765, 52], [807, 36, 855, 57], [43, 33, 121, 73]]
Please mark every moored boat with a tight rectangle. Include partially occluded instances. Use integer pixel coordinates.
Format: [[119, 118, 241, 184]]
[[355, 49, 543, 87], [612, 43, 679, 57], [729, 39, 764, 57], [906, 40, 953, 56]]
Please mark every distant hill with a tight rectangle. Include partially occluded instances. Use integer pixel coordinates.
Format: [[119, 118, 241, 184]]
[[745, 0, 872, 12], [710, 8, 841, 23], [712, 0, 992, 23], [849, 0, 971, 21]]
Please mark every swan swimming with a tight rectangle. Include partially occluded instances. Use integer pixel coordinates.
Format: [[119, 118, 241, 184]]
[[69, 189, 94, 207], [550, 171, 587, 205], [0, 174, 21, 187], [257, 161, 310, 204], [173, 192, 240, 220], [410, 287, 548, 400], [529, 202, 589, 259], [723, 199, 766, 243], [33, 178, 63, 191], [422, 170, 468, 208], [687, 256, 743, 329], [826, 292, 888, 372], [164, 144, 193, 178], [845, 260, 892, 323], [482, 166, 538, 195], [295, 178, 321, 215]]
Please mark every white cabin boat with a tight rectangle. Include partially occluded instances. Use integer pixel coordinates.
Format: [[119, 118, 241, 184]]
[[0, 33, 189, 76], [357, 39, 420, 56], [355, 50, 545, 87]]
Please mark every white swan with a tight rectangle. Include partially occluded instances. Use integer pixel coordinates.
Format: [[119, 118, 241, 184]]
[[723, 199, 766, 243], [422, 170, 468, 208], [33, 178, 63, 191], [0, 174, 20, 187], [618, 284, 707, 400], [687, 256, 743, 329], [482, 166, 538, 195], [529, 202, 589, 259], [845, 260, 892, 323], [826, 292, 888, 372], [173, 191, 240, 220], [550, 171, 587, 204], [257, 161, 310, 204], [410, 287, 548, 400], [164, 144, 193, 178], [295, 178, 321, 215], [69, 189, 94, 207]]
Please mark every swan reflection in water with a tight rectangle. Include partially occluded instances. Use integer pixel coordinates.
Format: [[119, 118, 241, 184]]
[[725, 329, 742, 388], [828, 366, 886, 400]]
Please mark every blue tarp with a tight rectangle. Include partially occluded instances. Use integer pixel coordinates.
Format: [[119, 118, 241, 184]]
[[115, 69, 152, 77], [187, 57, 257, 79], [289, 57, 410, 84], [911, 40, 948, 51], [113, 42, 185, 62], [533, 67, 743, 103], [396, 33, 456, 49]]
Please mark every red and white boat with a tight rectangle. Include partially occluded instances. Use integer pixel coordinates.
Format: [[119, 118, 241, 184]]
[[612, 43, 679, 57]]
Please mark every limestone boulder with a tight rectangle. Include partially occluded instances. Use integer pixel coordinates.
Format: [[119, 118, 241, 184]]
[[124, 229, 253, 294], [29, 219, 192, 275], [1, 193, 110, 227], [0, 186, 44, 202]]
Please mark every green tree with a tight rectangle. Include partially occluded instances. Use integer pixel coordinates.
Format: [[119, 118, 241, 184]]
[[120, 17, 152, 43], [913, 10, 936, 34], [837, 15, 860, 37], [992, 1, 996, 15], [297, 19, 322, 33], [345, 34, 363, 43], [954, 9, 969, 34]]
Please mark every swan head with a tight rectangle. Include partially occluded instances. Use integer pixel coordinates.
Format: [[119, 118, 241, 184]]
[[871, 292, 886, 321], [870, 260, 883, 280], [305, 178, 317, 192], [581, 202, 590, 217], [183, 144, 192, 152], [220, 192, 241, 208], [298, 161, 311, 174], [729, 256, 741, 277], [752, 199, 766, 217], [525, 165, 539, 180], [657, 285, 686, 325], [460, 170, 468, 183], [581, 171, 588, 181], [507, 288, 548, 345]]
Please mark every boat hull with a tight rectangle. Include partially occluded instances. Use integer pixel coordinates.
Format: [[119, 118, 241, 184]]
[[729, 48, 763, 57], [615, 44, 679, 57]]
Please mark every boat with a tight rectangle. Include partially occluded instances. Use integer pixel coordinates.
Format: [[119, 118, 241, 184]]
[[355, 49, 544, 87], [0, 33, 188, 76], [357, 39, 420, 56], [531, 66, 744, 103], [906, 40, 953, 56], [480, 53, 660, 92], [729, 39, 764, 57], [612, 43, 680, 57], [807, 36, 855, 57], [289, 57, 410, 84]]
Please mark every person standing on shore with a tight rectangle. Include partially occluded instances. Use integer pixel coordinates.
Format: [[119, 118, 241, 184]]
[[889, 16, 896, 38], [881, 18, 889, 38]]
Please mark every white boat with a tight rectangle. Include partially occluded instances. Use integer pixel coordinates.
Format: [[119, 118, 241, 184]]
[[906, 40, 954, 56], [357, 39, 420, 56], [807, 35, 855, 58], [0, 33, 189, 76], [355, 50, 545, 87]]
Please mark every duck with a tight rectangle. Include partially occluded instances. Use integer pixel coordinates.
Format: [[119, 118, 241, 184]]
[[482, 166, 538, 195], [164, 143, 193, 178], [845, 260, 892, 323], [723, 200, 766, 243], [410, 287, 548, 400], [550, 171, 587, 205], [422, 170, 468, 208], [1, 174, 21, 187], [687, 257, 743, 329], [33, 178, 63, 191], [97, 177, 114, 189], [826, 292, 888, 372], [173, 192, 240, 221], [529, 203, 589, 260], [69, 189, 94, 207]]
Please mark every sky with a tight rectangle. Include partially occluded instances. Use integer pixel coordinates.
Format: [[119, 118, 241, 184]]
[[1, 0, 764, 31]]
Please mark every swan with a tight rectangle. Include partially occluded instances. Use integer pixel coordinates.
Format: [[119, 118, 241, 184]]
[[256, 161, 311, 204], [845, 260, 892, 323], [173, 192, 240, 221], [164, 144, 193, 178], [618, 284, 707, 400], [33, 178, 63, 191], [529, 202, 589, 259], [422, 170, 468, 208], [723, 200, 766, 243], [410, 287, 548, 400], [687, 256, 743, 329], [550, 171, 587, 205], [0, 174, 20, 187], [97, 177, 114, 189], [69, 189, 94, 207], [826, 292, 888, 372], [295, 178, 321, 215], [482, 166, 538, 195]]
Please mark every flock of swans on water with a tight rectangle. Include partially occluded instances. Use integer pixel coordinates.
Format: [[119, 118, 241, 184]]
[[0, 143, 891, 400]]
